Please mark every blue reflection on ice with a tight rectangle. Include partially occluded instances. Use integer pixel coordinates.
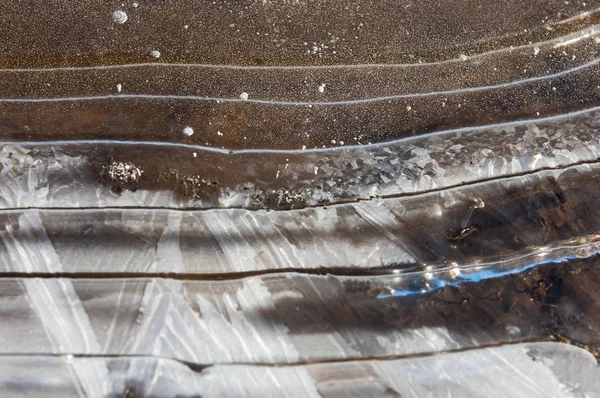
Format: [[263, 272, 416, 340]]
[[378, 252, 588, 299]]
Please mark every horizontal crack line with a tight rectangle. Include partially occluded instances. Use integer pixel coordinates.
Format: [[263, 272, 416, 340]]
[[0, 16, 597, 72], [1, 104, 598, 154], [0, 266, 416, 281], [0, 338, 567, 371], [1, 155, 599, 214], [0, 57, 597, 105]]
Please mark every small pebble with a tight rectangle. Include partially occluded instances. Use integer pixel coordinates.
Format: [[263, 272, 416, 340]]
[[239, 92, 249, 100], [150, 50, 161, 58], [116, 84, 122, 93], [183, 126, 194, 137]]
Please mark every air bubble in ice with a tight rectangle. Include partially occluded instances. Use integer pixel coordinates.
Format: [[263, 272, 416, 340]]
[[183, 126, 194, 136], [112, 10, 128, 24]]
